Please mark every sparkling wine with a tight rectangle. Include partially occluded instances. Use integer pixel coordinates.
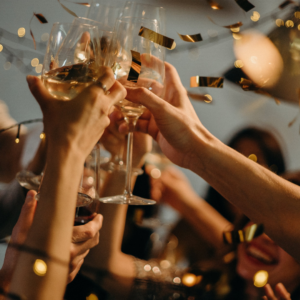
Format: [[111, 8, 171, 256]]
[[42, 61, 98, 100], [115, 99, 146, 118]]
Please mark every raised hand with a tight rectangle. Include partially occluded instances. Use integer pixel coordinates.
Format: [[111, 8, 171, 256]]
[[27, 66, 126, 159], [122, 62, 205, 169]]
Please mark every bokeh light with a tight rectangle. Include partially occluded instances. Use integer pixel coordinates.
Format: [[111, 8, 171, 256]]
[[41, 32, 49, 42], [276, 19, 284, 27], [248, 154, 257, 162], [173, 277, 181, 284], [15, 138, 20, 144], [31, 58, 39, 67], [33, 259, 47, 276], [160, 260, 171, 269], [4, 62, 11, 71], [251, 11, 260, 22], [40, 132, 45, 140], [204, 94, 212, 103], [234, 60, 244, 68], [18, 27, 26, 37], [0, 44, 3, 52], [35, 64, 43, 74], [232, 33, 242, 40], [253, 270, 268, 287], [286, 20, 294, 28], [234, 30, 283, 88], [86, 294, 98, 300], [231, 27, 240, 33]]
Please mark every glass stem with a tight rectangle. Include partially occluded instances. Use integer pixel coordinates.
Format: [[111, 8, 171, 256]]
[[124, 130, 134, 199]]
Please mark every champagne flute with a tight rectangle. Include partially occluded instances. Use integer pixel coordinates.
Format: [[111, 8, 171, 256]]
[[41, 22, 102, 205], [100, 14, 166, 205]]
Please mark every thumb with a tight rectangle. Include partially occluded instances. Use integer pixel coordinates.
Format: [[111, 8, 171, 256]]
[[26, 75, 53, 110]]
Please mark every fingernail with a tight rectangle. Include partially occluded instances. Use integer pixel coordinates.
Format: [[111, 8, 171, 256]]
[[26, 75, 36, 87], [25, 190, 35, 202]]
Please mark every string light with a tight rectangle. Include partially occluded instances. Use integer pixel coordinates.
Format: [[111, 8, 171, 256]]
[[253, 270, 268, 287], [33, 259, 47, 276], [15, 124, 21, 144], [248, 154, 258, 162]]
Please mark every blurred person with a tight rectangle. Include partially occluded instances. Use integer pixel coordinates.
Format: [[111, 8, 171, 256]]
[[148, 126, 286, 266], [119, 60, 300, 263], [4, 66, 126, 300]]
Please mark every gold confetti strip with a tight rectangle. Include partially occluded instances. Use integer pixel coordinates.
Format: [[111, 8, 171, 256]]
[[190, 76, 224, 88], [187, 92, 212, 102], [139, 27, 176, 50], [58, 0, 78, 17], [127, 50, 141, 83], [279, 0, 295, 9], [207, 0, 223, 10], [223, 223, 264, 245], [177, 32, 202, 42], [29, 13, 48, 50], [235, 0, 255, 12], [63, 0, 90, 6], [208, 16, 243, 29]]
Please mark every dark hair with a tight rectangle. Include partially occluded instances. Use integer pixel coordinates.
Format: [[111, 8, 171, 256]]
[[228, 127, 285, 175], [206, 127, 286, 223]]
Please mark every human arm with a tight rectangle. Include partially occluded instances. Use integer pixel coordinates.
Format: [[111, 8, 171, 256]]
[[123, 61, 300, 262], [148, 166, 232, 249], [83, 112, 152, 298], [8, 68, 126, 300]]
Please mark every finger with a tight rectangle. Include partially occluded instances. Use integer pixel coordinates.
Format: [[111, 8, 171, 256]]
[[70, 249, 89, 273], [11, 190, 37, 243], [275, 283, 291, 300], [67, 258, 84, 283], [26, 76, 53, 110], [71, 231, 99, 258], [89, 66, 116, 95], [107, 80, 127, 107], [72, 214, 103, 243], [264, 284, 276, 300]]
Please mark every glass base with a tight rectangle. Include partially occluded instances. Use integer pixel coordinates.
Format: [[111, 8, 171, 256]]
[[16, 170, 42, 191], [100, 195, 156, 205], [100, 161, 143, 175]]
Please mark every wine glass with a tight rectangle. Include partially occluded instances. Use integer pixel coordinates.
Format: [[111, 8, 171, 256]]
[[100, 13, 166, 205], [85, 0, 123, 32], [41, 22, 102, 205]]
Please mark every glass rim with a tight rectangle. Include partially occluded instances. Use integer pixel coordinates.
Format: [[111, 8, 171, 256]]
[[51, 21, 98, 30], [73, 17, 114, 35], [123, 2, 166, 12]]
